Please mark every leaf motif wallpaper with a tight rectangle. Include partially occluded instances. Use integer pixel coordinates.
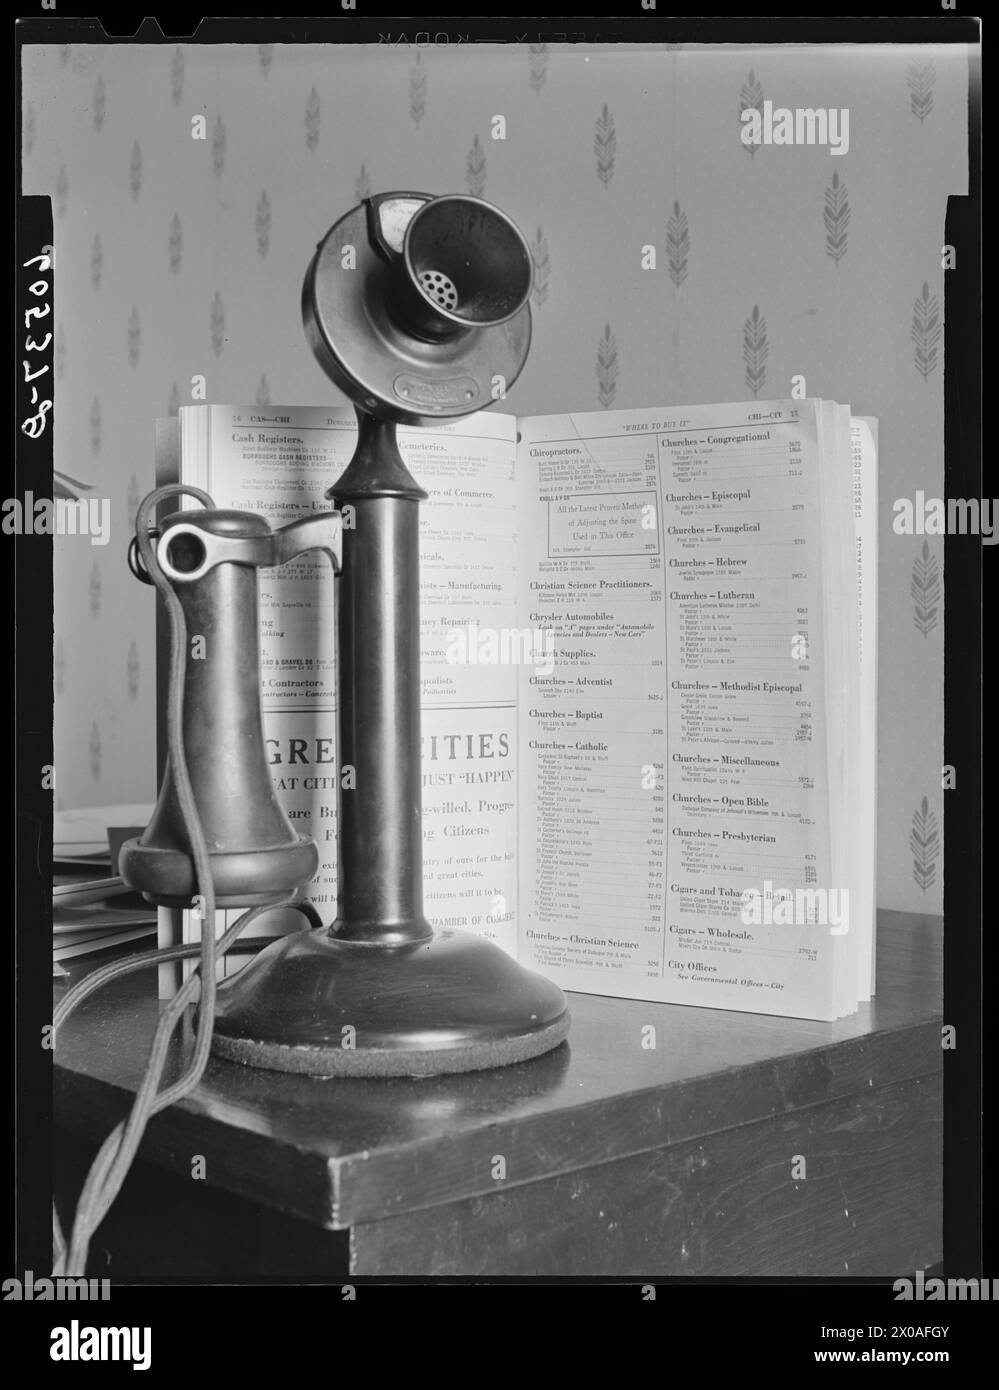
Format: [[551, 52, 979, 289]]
[[21, 41, 969, 914]]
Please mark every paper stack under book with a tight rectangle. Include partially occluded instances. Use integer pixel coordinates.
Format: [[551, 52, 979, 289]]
[[53, 805, 158, 968], [155, 397, 877, 1021]]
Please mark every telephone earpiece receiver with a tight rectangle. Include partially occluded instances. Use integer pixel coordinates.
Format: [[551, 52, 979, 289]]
[[119, 507, 342, 909], [302, 192, 534, 425]]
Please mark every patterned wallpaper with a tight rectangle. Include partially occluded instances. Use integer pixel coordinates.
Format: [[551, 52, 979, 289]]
[[21, 41, 969, 913]]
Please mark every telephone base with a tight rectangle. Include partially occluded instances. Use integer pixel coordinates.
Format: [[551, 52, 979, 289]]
[[210, 925, 570, 1077]]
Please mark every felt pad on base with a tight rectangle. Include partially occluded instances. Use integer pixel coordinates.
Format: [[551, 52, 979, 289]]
[[212, 1011, 570, 1077]]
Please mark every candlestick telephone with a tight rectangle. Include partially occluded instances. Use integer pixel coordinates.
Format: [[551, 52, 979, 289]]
[[54, 193, 568, 1275]]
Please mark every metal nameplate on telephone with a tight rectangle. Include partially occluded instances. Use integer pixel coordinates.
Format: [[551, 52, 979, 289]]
[[393, 373, 479, 409]]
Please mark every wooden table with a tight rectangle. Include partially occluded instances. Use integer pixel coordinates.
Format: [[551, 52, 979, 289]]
[[54, 909, 942, 1278]]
